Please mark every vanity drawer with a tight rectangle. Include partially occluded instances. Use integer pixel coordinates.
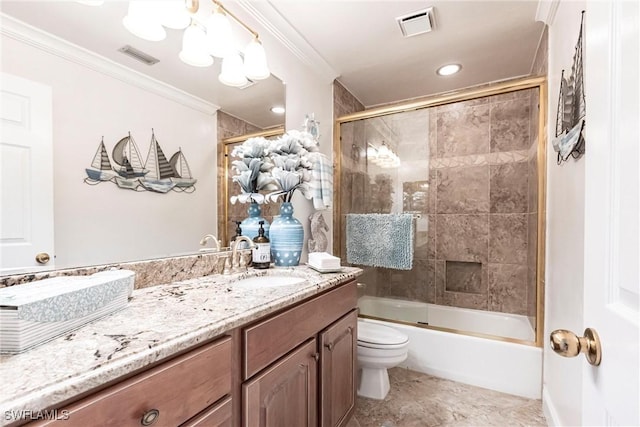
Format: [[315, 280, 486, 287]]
[[34, 337, 232, 427], [243, 280, 357, 379], [181, 397, 232, 427]]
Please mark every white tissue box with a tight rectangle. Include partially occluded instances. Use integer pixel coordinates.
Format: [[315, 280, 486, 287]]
[[0, 270, 135, 354], [308, 252, 341, 270]]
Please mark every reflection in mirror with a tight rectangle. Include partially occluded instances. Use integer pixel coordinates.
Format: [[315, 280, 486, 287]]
[[335, 77, 545, 345], [218, 127, 284, 246], [0, 2, 285, 275]]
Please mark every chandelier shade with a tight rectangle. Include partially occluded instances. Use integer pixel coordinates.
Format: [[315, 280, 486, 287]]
[[122, 1, 166, 42], [207, 8, 233, 58], [219, 52, 249, 87], [179, 23, 214, 67], [121, 0, 271, 86], [244, 38, 270, 80]]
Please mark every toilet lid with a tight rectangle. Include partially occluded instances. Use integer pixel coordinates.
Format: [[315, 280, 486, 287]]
[[358, 321, 408, 346]]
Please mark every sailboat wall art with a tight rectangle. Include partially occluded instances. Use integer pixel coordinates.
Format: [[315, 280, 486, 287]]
[[84, 130, 197, 194]]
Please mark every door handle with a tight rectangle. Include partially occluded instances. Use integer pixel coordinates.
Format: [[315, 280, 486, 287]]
[[35, 252, 50, 264], [549, 328, 602, 366]]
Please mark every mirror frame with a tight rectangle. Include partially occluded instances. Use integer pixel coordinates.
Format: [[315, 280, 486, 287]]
[[333, 75, 548, 347], [218, 127, 285, 245]]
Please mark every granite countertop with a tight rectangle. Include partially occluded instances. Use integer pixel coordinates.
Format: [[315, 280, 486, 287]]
[[0, 266, 362, 423]]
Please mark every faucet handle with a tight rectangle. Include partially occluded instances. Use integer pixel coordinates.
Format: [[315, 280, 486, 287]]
[[222, 256, 232, 275]]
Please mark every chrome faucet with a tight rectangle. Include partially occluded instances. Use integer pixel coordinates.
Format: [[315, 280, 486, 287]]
[[227, 236, 256, 274], [199, 234, 221, 252]]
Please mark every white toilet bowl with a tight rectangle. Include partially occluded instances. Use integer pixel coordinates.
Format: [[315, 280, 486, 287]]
[[357, 320, 409, 400]]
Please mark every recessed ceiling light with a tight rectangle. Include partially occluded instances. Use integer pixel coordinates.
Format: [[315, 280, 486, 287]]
[[270, 106, 285, 114], [436, 64, 462, 76]]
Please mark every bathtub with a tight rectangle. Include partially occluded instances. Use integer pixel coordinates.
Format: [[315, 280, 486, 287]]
[[358, 295, 535, 341], [358, 296, 542, 399]]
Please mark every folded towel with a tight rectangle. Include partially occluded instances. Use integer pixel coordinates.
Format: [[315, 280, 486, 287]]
[[308, 153, 333, 210], [346, 213, 414, 270]]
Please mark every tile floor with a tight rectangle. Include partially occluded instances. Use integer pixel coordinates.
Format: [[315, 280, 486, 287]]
[[347, 368, 546, 427]]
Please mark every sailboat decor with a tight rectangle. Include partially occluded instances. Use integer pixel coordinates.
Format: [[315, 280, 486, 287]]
[[84, 130, 197, 193], [552, 10, 586, 165]]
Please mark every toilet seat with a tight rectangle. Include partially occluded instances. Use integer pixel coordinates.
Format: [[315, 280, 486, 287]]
[[357, 320, 409, 349]]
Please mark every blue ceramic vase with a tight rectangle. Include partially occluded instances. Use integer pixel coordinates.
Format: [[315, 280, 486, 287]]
[[269, 202, 304, 266], [240, 202, 269, 240]]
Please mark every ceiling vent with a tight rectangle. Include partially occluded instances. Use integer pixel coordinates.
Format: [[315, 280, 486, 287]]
[[396, 7, 434, 38], [118, 45, 160, 66]]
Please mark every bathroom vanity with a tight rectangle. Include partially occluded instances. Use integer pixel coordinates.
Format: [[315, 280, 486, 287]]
[[0, 266, 360, 427]]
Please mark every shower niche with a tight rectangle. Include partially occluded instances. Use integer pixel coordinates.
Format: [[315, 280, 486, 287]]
[[334, 76, 546, 346]]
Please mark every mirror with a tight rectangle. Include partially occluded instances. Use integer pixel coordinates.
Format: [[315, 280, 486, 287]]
[[0, 2, 285, 273]]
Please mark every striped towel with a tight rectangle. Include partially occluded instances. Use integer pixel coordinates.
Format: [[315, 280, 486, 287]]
[[308, 153, 333, 210]]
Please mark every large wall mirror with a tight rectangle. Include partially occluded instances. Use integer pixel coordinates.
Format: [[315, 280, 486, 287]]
[[0, 2, 285, 274]]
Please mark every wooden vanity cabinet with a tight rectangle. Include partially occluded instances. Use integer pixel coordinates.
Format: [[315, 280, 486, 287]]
[[242, 280, 358, 427], [24, 278, 357, 427], [243, 339, 318, 427], [319, 310, 357, 427], [30, 337, 232, 427]]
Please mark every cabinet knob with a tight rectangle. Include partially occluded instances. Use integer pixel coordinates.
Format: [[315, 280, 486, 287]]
[[325, 343, 334, 351], [313, 353, 319, 361], [140, 409, 160, 426]]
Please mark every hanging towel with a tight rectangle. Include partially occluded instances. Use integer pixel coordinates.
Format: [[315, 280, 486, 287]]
[[308, 152, 333, 210], [346, 213, 414, 270]]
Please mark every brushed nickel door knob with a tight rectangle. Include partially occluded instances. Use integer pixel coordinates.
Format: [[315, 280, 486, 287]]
[[550, 328, 602, 366], [35, 252, 50, 264]]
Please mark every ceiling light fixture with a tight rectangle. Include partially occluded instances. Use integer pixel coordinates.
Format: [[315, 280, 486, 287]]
[[367, 142, 400, 169], [436, 64, 462, 76], [270, 106, 285, 114], [121, 0, 270, 87]]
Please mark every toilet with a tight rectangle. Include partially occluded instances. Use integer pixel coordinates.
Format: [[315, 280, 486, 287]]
[[357, 320, 410, 400]]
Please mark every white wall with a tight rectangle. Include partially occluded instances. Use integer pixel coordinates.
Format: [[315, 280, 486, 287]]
[[234, 6, 336, 261], [2, 35, 218, 268], [543, 1, 587, 425]]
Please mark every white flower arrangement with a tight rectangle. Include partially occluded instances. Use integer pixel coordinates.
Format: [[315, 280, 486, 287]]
[[229, 130, 320, 204], [229, 137, 277, 204]]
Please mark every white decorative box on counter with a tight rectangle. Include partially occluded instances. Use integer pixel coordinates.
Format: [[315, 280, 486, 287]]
[[0, 270, 135, 354]]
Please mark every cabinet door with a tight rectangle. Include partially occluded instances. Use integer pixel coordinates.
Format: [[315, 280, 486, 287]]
[[319, 310, 357, 427], [243, 339, 318, 427]]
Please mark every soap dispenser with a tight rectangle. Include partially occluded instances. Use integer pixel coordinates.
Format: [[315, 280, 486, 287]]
[[252, 221, 270, 269], [231, 221, 248, 249]]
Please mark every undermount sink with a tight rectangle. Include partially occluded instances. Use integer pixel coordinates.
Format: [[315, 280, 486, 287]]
[[231, 275, 306, 289]]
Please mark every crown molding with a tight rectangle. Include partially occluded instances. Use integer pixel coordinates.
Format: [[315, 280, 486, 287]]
[[0, 13, 219, 115], [535, 0, 560, 26], [234, 1, 339, 84]]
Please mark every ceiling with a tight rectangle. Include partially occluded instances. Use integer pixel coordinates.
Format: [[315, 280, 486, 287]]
[[0, 1, 545, 123], [267, 0, 545, 107]]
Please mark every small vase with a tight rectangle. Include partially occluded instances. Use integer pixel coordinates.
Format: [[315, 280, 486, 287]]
[[269, 202, 304, 267], [240, 202, 270, 240]]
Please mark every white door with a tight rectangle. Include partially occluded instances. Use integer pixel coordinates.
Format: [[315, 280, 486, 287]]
[[583, 1, 639, 425], [0, 73, 54, 274]]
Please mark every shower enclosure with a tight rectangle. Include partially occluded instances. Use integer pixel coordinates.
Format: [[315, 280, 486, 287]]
[[334, 77, 546, 346]]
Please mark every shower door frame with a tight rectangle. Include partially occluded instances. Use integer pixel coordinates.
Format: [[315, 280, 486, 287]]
[[333, 75, 548, 347]]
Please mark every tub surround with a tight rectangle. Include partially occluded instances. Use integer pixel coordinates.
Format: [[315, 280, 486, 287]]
[[0, 265, 362, 422]]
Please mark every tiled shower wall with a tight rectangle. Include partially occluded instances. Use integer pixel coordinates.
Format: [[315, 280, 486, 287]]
[[339, 86, 540, 317]]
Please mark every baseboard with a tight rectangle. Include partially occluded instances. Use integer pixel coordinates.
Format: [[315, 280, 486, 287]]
[[542, 387, 560, 426]]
